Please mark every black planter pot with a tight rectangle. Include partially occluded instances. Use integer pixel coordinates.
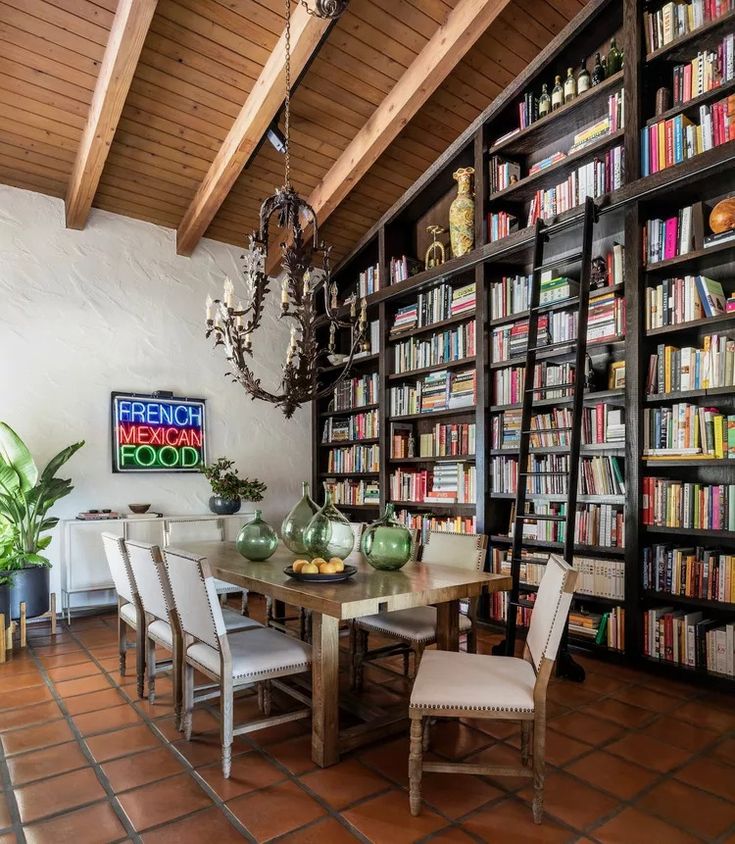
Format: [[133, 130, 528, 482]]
[[209, 495, 241, 515], [8, 566, 50, 619]]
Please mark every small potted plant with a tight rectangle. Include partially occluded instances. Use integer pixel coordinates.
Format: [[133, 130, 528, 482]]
[[0, 422, 84, 619], [200, 457, 266, 515]]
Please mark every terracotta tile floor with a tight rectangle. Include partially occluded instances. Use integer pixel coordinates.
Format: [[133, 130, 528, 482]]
[[0, 599, 733, 843]]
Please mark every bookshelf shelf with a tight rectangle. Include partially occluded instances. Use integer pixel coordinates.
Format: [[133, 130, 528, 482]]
[[645, 312, 735, 337], [319, 472, 380, 478], [642, 590, 735, 612], [490, 444, 624, 455], [644, 239, 735, 274], [491, 492, 626, 504], [490, 388, 625, 413], [334, 503, 380, 511], [489, 283, 624, 328], [643, 457, 735, 467], [489, 130, 625, 205], [388, 357, 476, 381], [645, 9, 735, 63], [645, 77, 735, 129], [319, 438, 380, 448], [320, 403, 379, 418], [489, 337, 625, 369], [389, 408, 476, 422], [644, 526, 735, 540], [487, 71, 624, 157], [321, 353, 380, 374], [389, 455, 476, 464], [645, 385, 735, 403], [388, 312, 475, 342], [490, 535, 625, 556], [390, 501, 477, 512]]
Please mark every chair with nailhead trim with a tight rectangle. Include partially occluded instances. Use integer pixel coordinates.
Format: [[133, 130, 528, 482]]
[[407, 553, 577, 824], [163, 546, 312, 778]]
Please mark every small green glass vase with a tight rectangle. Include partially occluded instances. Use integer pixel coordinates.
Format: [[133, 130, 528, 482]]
[[236, 510, 278, 561], [361, 503, 414, 571], [303, 484, 355, 560], [281, 481, 319, 554]]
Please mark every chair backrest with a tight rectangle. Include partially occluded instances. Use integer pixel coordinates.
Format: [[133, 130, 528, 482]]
[[125, 540, 169, 622], [164, 518, 224, 545], [162, 547, 225, 650], [526, 554, 578, 672], [101, 533, 136, 604], [420, 532, 487, 572]]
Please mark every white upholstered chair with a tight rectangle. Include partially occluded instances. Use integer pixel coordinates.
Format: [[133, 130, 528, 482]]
[[163, 546, 312, 778], [101, 533, 144, 697], [408, 553, 577, 824], [351, 531, 485, 687], [164, 518, 248, 614]]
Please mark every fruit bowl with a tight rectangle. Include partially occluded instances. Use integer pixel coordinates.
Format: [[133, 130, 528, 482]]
[[128, 503, 151, 514], [284, 564, 357, 583]]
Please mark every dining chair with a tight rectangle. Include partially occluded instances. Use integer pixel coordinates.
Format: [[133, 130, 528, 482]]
[[163, 546, 312, 778], [164, 518, 249, 614], [351, 531, 485, 689], [408, 553, 577, 823], [101, 533, 144, 697]]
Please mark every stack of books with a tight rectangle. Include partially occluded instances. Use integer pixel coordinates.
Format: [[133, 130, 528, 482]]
[[489, 155, 522, 193], [641, 95, 735, 177], [528, 151, 567, 177], [357, 264, 381, 298], [491, 409, 522, 449], [487, 211, 518, 242], [527, 145, 624, 225], [392, 303, 419, 334], [583, 404, 625, 444], [449, 368, 477, 408], [643, 0, 735, 54], [450, 283, 476, 316], [646, 333, 735, 393], [588, 290, 625, 342], [569, 608, 625, 649], [426, 463, 461, 504], [540, 273, 579, 304], [322, 409, 379, 443], [642, 477, 735, 530], [568, 93, 625, 154], [671, 34, 735, 106], [643, 544, 735, 602], [643, 205, 695, 264], [490, 274, 532, 318], [643, 403, 735, 457], [492, 316, 550, 362], [421, 371, 451, 413], [643, 607, 735, 677], [390, 255, 423, 284], [645, 275, 726, 328]]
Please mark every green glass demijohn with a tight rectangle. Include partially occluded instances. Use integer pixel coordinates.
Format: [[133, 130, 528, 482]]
[[281, 481, 319, 554], [236, 510, 278, 561], [303, 484, 355, 561], [361, 503, 414, 571]]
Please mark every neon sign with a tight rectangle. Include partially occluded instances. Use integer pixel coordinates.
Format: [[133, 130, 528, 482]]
[[111, 392, 207, 473]]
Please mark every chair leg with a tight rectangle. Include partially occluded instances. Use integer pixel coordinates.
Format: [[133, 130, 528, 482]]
[[173, 630, 183, 731], [521, 720, 531, 767], [532, 714, 545, 823], [221, 676, 233, 779], [146, 636, 157, 703], [135, 622, 146, 699], [409, 714, 424, 816], [409, 643, 425, 680], [118, 613, 127, 676], [467, 626, 477, 654], [422, 717, 431, 752], [182, 662, 194, 740]]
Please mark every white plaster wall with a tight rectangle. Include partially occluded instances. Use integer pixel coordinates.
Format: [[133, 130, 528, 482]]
[[0, 185, 311, 599]]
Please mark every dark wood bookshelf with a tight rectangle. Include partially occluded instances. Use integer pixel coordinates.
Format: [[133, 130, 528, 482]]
[[642, 590, 735, 612], [320, 353, 379, 374], [312, 0, 735, 686], [319, 472, 379, 478]]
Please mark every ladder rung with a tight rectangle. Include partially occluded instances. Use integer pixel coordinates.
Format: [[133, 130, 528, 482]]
[[527, 383, 576, 392], [530, 296, 579, 312], [515, 513, 566, 522], [532, 251, 583, 272], [528, 339, 577, 354]]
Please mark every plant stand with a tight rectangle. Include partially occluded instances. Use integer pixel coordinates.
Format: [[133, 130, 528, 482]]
[[0, 593, 57, 662]]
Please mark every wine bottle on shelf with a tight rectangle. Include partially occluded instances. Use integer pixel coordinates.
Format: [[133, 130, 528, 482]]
[[606, 37, 622, 75], [563, 67, 576, 103], [591, 52, 606, 85], [551, 75, 564, 110], [577, 59, 590, 94], [538, 83, 551, 117]]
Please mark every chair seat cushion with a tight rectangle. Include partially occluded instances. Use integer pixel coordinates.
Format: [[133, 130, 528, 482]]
[[222, 607, 263, 633], [148, 618, 173, 648], [214, 578, 246, 595], [410, 650, 536, 714], [356, 606, 472, 644], [187, 627, 311, 682], [119, 602, 137, 628]]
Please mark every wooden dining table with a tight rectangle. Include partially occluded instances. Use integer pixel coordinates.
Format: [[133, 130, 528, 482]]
[[175, 541, 511, 767]]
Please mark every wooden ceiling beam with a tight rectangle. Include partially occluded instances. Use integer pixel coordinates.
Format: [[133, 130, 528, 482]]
[[175, 5, 331, 257], [65, 0, 158, 229], [266, 0, 511, 273]]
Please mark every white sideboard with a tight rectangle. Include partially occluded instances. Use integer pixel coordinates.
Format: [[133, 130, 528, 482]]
[[60, 513, 253, 622]]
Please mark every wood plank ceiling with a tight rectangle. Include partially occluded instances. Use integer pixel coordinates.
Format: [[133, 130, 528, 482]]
[[0, 0, 587, 266]]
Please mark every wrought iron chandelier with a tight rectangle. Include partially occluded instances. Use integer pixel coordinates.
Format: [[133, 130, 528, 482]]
[[205, 0, 360, 419]]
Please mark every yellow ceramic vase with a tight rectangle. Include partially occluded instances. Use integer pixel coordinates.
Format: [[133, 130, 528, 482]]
[[449, 167, 475, 258]]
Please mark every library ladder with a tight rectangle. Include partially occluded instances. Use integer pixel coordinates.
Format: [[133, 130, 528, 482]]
[[493, 196, 600, 682]]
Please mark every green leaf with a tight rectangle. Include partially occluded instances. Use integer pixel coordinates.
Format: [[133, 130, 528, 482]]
[[0, 423, 37, 492], [0, 463, 21, 497], [21, 553, 50, 568], [39, 517, 59, 531], [37, 535, 52, 550], [40, 441, 84, 483]]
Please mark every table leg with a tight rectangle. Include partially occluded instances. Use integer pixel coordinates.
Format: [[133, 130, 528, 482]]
[[436, 600, 460, 651], [311, 612, 340, 767]]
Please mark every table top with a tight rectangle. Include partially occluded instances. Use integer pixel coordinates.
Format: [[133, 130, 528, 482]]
[[174, 541, 512, 620]]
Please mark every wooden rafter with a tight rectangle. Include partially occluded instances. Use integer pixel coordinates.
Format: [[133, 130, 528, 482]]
[[175, 5, 331, 257], [265, 0, 512, 274], [65, 0, 158, 230]]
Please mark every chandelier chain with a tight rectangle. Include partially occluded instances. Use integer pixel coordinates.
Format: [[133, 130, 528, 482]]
[[284, 0, 291, 188]]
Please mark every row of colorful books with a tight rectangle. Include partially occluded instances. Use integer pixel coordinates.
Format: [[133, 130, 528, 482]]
[[643, 544, 735, 602], [645, 274, 727, 329], [642, 477, 735, 530], [389, 368, 477, 416], [643, 0, 734, 54], [332, 372, 379, 411], [492, 361, 575, 406], [508, 501, 625, 548], [390, 283, 476, 335], [490, 455, 625, 496], [390, 421, 476, 459], [493, 405, 624, 449], [396, 511, 476, 544], [356, 263, 381, 298], [389, 255, 423, 284], [389, 464, 476, 504], [646, 334, 735, 394], [640, 95, 735, 177], [643, 204, 694, 264], [392, 322, 476, 374], [325, 445, 380, 474], [671, 34, 735, 106], [321, 409, 379, 443], [323, 478, 380, 505], [643, 403, 735, 457], [643, 607, 735, 677]]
